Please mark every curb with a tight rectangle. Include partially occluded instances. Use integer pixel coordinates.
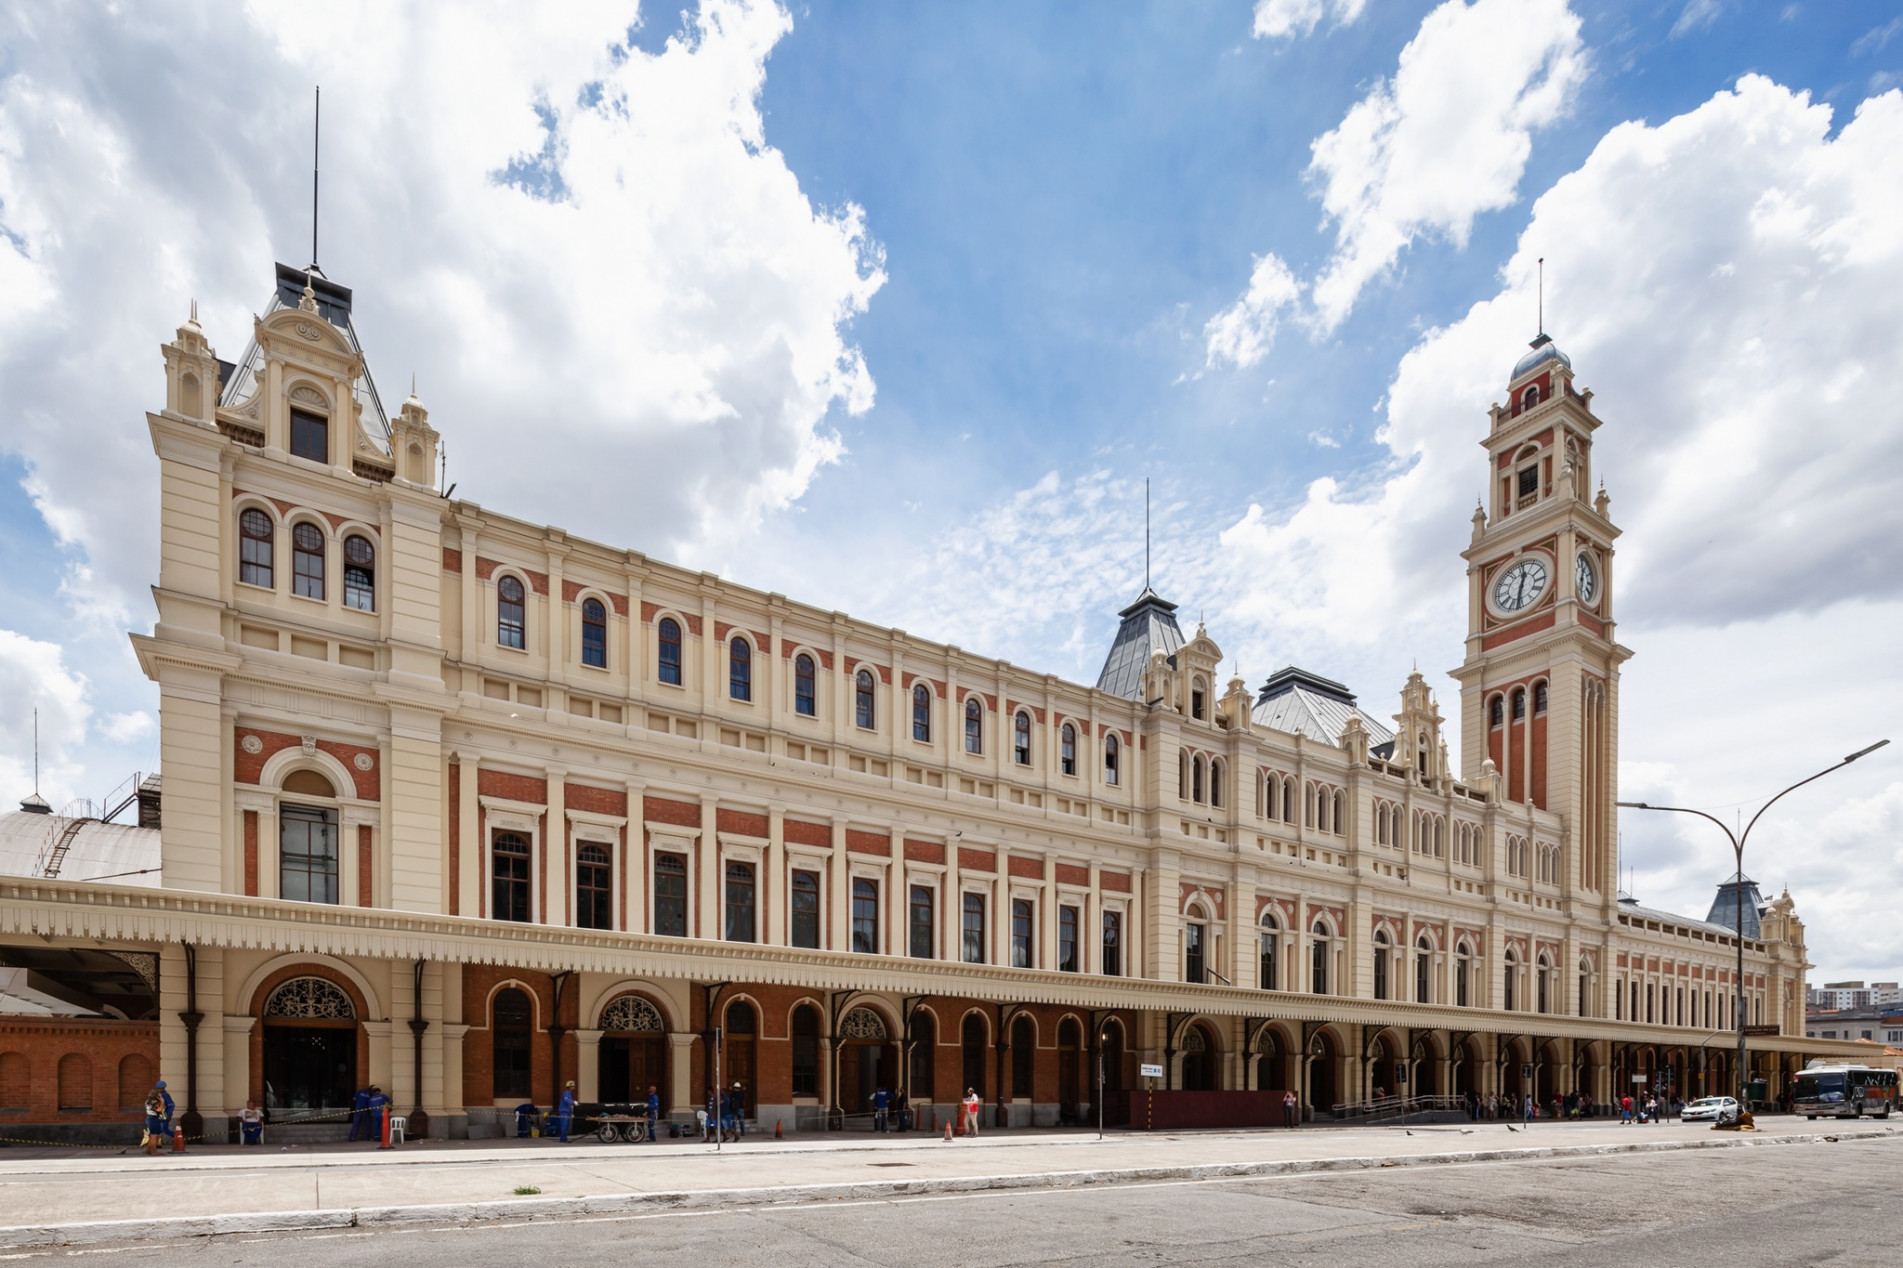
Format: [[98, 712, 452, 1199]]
[[1, 1126, 1894, 1248]]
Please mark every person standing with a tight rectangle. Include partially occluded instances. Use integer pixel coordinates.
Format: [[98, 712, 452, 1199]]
[[239, 1099, 264, 1146], [1620, 1093, 1632, 1125], [731, 1082, 746, 1137], [645, 1084, 660, 1143], [872, 1085, 890, 1133], [895, 1087, 910, 1133], [154, 1080, 175, 1140], [348, 1084, 370, 1141], [141, 1087, 167, 1156], [1282, 1089, 1299, 1128], [365, 1085, 391, 1142], [554, 1081, 577, 1143], [961, 1087, 981, 1137]]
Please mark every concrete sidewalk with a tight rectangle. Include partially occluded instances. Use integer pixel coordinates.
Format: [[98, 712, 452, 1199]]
[[0, 1117, 1895, 1248]]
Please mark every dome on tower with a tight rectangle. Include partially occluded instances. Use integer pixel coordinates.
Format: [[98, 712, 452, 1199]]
[[1511, 333, 1570, 382]]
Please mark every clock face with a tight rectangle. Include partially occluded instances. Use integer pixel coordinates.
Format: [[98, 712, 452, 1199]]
[[1576, 552, 1598, 605], [1491, 558, 1549, 614]]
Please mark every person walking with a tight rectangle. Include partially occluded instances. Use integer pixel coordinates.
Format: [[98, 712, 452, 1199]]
[[348, 1084, 370, 1141], [724, 1083, 743, 1140], [645, 1084, 660, 1142], [1282, 1089, 1299, 1128], [872, 1085, 890, 1133], [1620, 1093, 1632, 1125], [961, 1087, 981, 1138], [239, 1099, 264, 1146], [1522, 1094, 1534, 1127], [895, 1087, 910, 1133], [553, 1081, 577, 1143], [141, 1087, 167, 1156]]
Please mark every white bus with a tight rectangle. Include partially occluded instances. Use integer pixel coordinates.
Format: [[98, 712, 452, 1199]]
[[1793, 1063, 1898, 1120]]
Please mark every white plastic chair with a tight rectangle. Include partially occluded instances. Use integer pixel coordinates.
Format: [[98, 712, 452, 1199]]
[[388, 1115, 407, 1144]]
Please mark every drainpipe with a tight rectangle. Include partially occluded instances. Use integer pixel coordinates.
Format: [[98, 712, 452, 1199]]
[[179, 944, 204, 1140], [407, 960, 431, 1140]]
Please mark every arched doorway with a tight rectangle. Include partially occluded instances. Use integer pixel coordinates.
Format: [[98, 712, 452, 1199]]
[[1499, 1038, 1527, 1105], [1057, 1017, 1082, 1121], [598, 994, 667, 1106], [1367, 1032, 1398, 1099], [791, 1004, 822, 1100], [1454, 1037, 1478, 1100], [261, 976, 358, 1119], [960, 1013, 988, 1100], [1101, 1018, 1125, 1094], [723, 1000, 757, 1117], [1180, 1022, 1216, 1091], [907, 1011, 936, 1107], [1009, 1015, 1036, 1104], [1254, 1027, 1290, 1094], [1536, 1042, 1558, 1104], [1306, 1029, 1337, 1114], [1411, 1033, 1440, 1096], [838, 1006, 891, 1118], [491, 988, 534, 1103]]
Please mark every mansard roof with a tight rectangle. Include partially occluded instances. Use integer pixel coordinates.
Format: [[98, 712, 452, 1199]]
[[1252, 666, 1397, 748], [1095, 587, 1184, 700], [218, 262, 392, 449]]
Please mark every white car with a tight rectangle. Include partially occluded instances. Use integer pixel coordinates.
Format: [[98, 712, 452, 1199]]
[[1680, 1096, 1740, 1122]]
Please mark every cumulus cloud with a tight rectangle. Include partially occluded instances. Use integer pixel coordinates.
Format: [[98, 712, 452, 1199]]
[[0, 630, 92, 809], [1251, 0, 1368, 41], [1304, 0, 1585, 331], [1203, 253, 1301, 369], [0, 0, 883, 622]]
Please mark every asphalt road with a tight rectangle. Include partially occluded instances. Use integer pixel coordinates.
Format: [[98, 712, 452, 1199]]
[[13, 1136, 1895, 1266]]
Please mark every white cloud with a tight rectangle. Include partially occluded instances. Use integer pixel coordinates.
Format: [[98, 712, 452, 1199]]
[[0, 630, 92, 809], [1203, 252, 1301, 369], [1852, 16, 1903, 57], [1671, 0, 1726, 39], [1304, 0, 1585, 331], [0, 0, 883, 621], [1252, 0, 1368, 41]]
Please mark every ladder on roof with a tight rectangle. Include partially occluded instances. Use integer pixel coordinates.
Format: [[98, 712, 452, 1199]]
[[39, 813, 94, 879]]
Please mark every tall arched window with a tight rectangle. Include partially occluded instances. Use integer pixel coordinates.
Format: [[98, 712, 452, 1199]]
[[1416, 937, 1432, 1003], [657, 617, 682, 685], [580, 599, 607, 668], [1260, 916, 1279, 991], [1011, 1015, 1034, 1097], [239, 508, 275, 588], [342, 535, 375, 611], [1060, 723, 1077, 776], [492, 831, 531, 923], [852, 878, 878, 953], [1534, 680, 1549, 713], [1373, 930, 1390, 1001], [292, 522, 325, 600], [1191, 755, 1205, 803], [576, 843, 611, 930], [794, 654, 817, 716], [1537, 956, 1551, 1014], [1103, 732, 1119, 785], [1332, 790, 1345, 835], [1013, 711, 1032, 765], [1456, 942, 1473, 1007], [1504, 950, 1519, 1012], [497, 576, 526, 650], [962, 1013, 987, 1099], [491, 987, 532, 1099], [1490, 695, 1504, 727], [791, 1004, 821, 1097], [1511, 688, 1526, 721], [1311, 922, 1330, 995], [729, 637, 752, 702], [912, 683, 931, 741], [964, 697, 983, 754], [1211, 759, 1224, 808], [855, 670, 876, 729]]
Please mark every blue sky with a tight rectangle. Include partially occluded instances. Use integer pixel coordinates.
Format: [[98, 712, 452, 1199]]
[[1, 0, 1900, 979]]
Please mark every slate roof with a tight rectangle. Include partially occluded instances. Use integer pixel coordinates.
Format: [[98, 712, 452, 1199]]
[[1250, 666, 1397, 748], [1095, 588, 1186, 700], [219, 262, 391, 449], [1705, 876, 1766, 940]]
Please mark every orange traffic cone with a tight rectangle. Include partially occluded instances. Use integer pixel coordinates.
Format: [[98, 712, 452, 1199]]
[[942, 1120, 953, 1142], [172, 1125, 186, 1153], [774, 1119, 783, 1140]]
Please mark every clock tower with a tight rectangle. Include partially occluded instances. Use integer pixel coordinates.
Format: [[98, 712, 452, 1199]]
[[1451, 334, 1631, 902]]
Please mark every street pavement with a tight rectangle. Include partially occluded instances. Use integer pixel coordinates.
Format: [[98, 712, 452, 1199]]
[[0, 1130, 1893, 1265]]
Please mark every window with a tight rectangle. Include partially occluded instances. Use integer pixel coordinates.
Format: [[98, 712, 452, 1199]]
[[721, 861, 756, 942], [497, 576, 526, 650], [289, 407, 329, 464], [1058, 905, 1079, 972], [653, 853, 687, 937], [962, 893, 986, 964], [1191, 686, 1206, 720], [1011, 1015, 1033, 1098], [1311, 923, 1329, 994], [1011, 898, 1034, 969], [1511, 688, 1526, 721], [855, 670, 875, 730], [1013, 712, 1032, 765], [909, 885, 935, 959], [580, 599, 607, 667], [790, 870, 820, 949], [239, 509, 274, 588], [964, 697, 983, 754], [1517, 465, 1539, 500], [657, 618, 682, 685], [1185, 922, 1205, 984], [1260, 921, 1279, 991], [1060, 724, 1076, 776], [912, 683, 931, 741], [491, 988, 532, 1099], [1523, 385, 1540, 409], [852, 879, 878, 953], [1489, 695, 1503, 727], [1373, 932, 1391, 1000], [1104, 733, 1119, 785], [342, 535, 375, 611], [492, 831, 531, 923], [1504, 954, 1519, 1012], [279, 805, 338, 904], [962, 1014, 987, 1100], [1456, 946, 1472, 1007], [1211, 760, 1223, 809], [1417, 939, 1432, 1004], [576, 843, 612, 930], [729, 637, 752, 702], [794, 654, 817, 716], [292, 522, 325, 600], [1191, 755, 1204, 803], [791, 1006, 820, 1097], [1534, 681, 1548, 714], [1102, 910, 1122, 976]]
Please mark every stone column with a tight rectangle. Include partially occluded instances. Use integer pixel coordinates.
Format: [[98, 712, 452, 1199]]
[[668, 1032, 697, 1116], [575, 1030, 603, 1102]]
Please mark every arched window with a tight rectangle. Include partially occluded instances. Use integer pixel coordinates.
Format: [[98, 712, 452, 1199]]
[[729, 637, 752, 702], [1060, 723, 1077, 776], [579, 598, 607, 668], [497, 576, 526, 650], [795, 654, 817, 716], [1534, 681, 1548, 714], [790, 869, 820, 948], [279, 803, 338, 904], [1511, 688, 1526, 721], [657, 617, 682, 685], [1191, 680, 1206, 721], [491, 987, 532, 1099], [791, 1004, 821, 1097], [962, 1013, 987, 1099], [1011, 1015, 1034, 1097], [1103, 732, 1119, 785], [1537, 956, 1551, 1014], [1184, 917, 1205, 983], [852, 878, 878, 953], [964, 696, 982, 754], [576, 843, 611, 930], [342, 535, 375, 611], [855, 669, 876, 730], [1013, 711, 1032, 765], [239, 508, 275, 588], [1332, 790, 1345, 834], [492, 831, 531, 922], [1210, 759, 1223, 808], [1259, 915, 1279, 991], [1416, 937, 1433, 1003], [1373, 930, 1390, 1001], [1456, 943, 1473, 1007], [1523, 385, 1540, 409], [1504, 950, 1519, 1012], [1191, 755, 1205, 803], [912, 683, 932, 741], [1490, 695, 1504, 728], [1311, 922, 1330, 995], [1283, 777, 1298, 823], [292, 522, 325, 600], [1376, 804, 1389, 846]]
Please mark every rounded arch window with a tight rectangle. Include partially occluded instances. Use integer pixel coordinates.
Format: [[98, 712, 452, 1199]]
[[600, 994, 664, 1033], [1059, 723, 1077, 776], [292, 522, 325, 600], [281, 768, 336, 799], [855, 669, 876, 729], [1103, 731, 1119, 784], [239, 508, 275, 588], [794, 653, 817, 716], [264, 976, 356, 1020], [729, 636, 752, 702], [342, 535, 376, 611], [1013, 711, 1032, 765], [580, 598, 607, 667], [497, 576, 526, 649], [964, 696, 983, 754], [1511, 688, 1526, 721], [656, 617, 683, 685], [1523, 385, 1541, 409], [912, 682, 931, 741], [491, 987, 533, 1099]]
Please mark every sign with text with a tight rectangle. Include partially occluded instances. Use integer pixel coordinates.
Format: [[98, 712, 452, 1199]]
[[1140, 1063, 1164, 1079]]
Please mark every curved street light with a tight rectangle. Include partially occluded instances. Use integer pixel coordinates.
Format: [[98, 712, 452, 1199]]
[[1618, 739, 1889, 1119]]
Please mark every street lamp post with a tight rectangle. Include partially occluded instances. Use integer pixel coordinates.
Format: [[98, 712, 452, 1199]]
[[1619, 739, 1888, 1121]]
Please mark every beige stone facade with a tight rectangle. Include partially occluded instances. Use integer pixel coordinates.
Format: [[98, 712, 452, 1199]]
[[0, 268, 1866, 1140]]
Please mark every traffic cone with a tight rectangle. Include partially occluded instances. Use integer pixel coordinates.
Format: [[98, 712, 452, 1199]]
[[943, 1120, 953, 1142], [774, 1119, 783, 1140], [172, 1125, 185, 1153]]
